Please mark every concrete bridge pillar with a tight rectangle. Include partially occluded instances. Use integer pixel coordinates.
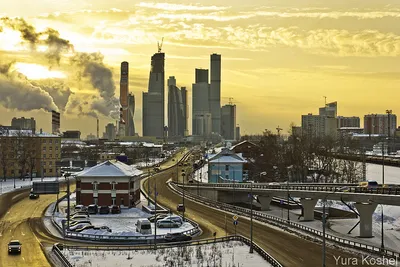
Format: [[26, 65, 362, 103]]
[[354, 202, 377, 238], [258, 195, 273, 211], [300, 198, 318, 221]]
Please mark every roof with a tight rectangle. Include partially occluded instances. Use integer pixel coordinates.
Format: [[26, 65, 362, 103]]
[[76, 160, 143, 177], [230, 140, 258, 150], [209, 148, 247, 164]]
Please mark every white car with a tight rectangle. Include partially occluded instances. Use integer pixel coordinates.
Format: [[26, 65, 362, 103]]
[[69, 222, 91, 231], [157, 219, 180, 228], [70, 215, 89, 221], [163, 215, 183, 225]]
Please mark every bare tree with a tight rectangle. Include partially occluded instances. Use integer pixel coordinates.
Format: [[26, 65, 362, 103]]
[[0, 136, 9, 181]]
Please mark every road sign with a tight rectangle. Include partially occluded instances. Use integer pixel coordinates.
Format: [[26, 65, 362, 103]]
[[233, 220, 238, 226], [32, 181, 60, 194], [232, 215, 238, 221]]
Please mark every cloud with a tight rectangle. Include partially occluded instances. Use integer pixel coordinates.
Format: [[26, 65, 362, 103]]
[[136, 2, 230, 11], [31, 79, 73, 111]]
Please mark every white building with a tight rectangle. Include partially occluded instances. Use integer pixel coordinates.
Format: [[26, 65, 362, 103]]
[[301, 114, 337, 138]]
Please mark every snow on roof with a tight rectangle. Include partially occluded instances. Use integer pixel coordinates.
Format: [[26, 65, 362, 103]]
[[209, 156, 247, 164], [230, 140, 258, 150], [209, 148, 247, 164], [76, 160, 143, 177]]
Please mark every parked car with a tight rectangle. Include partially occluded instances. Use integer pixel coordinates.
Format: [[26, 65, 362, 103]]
[[136, 219, 152, 234], [70, 211, 89, 217], [358, 180, 379, 189], [177, 204, 185, 212], [111, 205, 121, 214], [148, 214, 168, 223], [88, 204, 98, 214], [93, 226, 112, 232], [29, 192, 39, 199], [69, 220, 91, 227], [157, 219, 180, 228], [74, 205, 87, 211], [8, 240, 21, 254], [99, 206, 110, 214], [163, 215, 183, 225], [164, 233, 192, 242], [74, 225, 94, 232]]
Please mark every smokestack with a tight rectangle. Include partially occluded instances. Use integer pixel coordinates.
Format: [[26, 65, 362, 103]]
[[51, 110, 60, 135], [97, 118, 99, 139]]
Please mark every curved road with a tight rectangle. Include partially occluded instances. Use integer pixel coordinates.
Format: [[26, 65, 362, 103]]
[[144, 150, 376, 267]]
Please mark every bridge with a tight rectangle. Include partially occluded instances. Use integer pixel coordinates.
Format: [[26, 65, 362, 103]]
[[178, 182, 400, 238]]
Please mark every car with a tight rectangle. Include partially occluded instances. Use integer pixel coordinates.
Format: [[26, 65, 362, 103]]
[[69, 220, 91, 227], [74, 225, 94, 232], [70, 211, 89, 217], [74, 205, 87, 211], [93, 226, 112, 232], [177, 204, 185, 212], [359, 180, 379, 189], [88, 204, 98, 214], [164, 233, 192, 242], [157, 219, 180, 228], [99, 206, 110, 214], [148, 214, 168, 222], [111, 205, 121, 214], [163, 215, 183, 225], [8, 240, 21, 254], [136, 219, 152, 234], [29, 192, 39, 199]]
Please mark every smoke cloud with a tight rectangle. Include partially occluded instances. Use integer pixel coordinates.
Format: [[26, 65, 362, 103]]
[[32, 79, 73, 111], [1, 17, 40, 49], [0, 62, 59, 111], [43, 28, 74, 65]]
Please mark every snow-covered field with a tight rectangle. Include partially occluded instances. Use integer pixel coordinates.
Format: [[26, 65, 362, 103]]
[[63, 241, 271, 267], [133, 157, 165, 168]]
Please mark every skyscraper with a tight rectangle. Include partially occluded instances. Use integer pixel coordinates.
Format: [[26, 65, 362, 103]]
[[221, 104, 236, 140], [51, 110, 60, 135], [127, 93, 135, 136], [210, 53, 221, 134], [192, 68, 211, 136], [142, 52, 165, 137], [181, 87, 188, 136], [168, 77, 186, 137], [195, 68, 208, 83]]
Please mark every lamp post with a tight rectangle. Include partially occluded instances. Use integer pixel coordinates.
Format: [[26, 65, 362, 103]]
[[369, 199, 385, 251], [182, 171, 186, 221], [249, 181, 253, 253]]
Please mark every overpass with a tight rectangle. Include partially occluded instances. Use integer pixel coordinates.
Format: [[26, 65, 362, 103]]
[[178, 182, 400, 238]]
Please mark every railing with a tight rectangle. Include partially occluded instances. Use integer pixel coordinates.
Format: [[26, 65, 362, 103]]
[[52, 243, 73, 267], [59, 235, 282, 267], [184, 182, 400, 196], [169, 182, 400, 259]]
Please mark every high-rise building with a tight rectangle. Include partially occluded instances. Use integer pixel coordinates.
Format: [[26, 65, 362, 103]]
[[51, 110, 60, 135], [195, 68, 208, 83], [364, 114, 397, 136], [193, 113, 212, 137], [127, 93, 135, 136], [181, 87, 188, 136], [235, 126, 240, 141], [210, 53, 221, 134], [192, 68, 210, 136], [11, 117, 36, 133], [319, 102, 337, 117], [337, 116, 360, 128], [105, 123, 116, 141], [168, 76, 186, 137], [120, 61, 129, 127], [221, 104, 236, 140], [142, 52, 165, 137], [301, 113, 337, 138]]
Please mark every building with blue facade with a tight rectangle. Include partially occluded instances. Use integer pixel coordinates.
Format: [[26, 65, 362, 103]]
[[207, 148, 247, 183]]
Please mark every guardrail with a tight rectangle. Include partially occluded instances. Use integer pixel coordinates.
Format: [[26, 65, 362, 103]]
[[169, 182, 400, 259], [52, 243, 73, 267], [59, 235, 282, 267], [186, 182, 400, 195]]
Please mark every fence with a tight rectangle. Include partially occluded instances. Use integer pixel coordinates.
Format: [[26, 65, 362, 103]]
[[52, 243, 73, 267], [169, 181, 400, 259], [56, 235, 282, 267]]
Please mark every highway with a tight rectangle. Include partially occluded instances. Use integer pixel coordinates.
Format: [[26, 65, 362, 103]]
[[144, 150, 380, 267]]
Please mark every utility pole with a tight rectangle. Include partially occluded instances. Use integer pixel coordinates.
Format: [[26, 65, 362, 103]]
[[182, 171, 186, 221], [154, 170, 157, 250], [323, 96, 327, 106], [249, 182, 253, 253]]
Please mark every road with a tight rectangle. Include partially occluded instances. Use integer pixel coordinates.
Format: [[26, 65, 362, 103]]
[[144, 151, 381, 267]]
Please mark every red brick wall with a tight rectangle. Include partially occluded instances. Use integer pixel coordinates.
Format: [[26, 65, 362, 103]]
[[80, 182, 93, 190], [80, 193, 93, 206], [76, 180, 81, 189], [116, 182, 128, 190], [98, 193, 112, 206], [76, 191, 81, 204], [98, 183, 111, 190]]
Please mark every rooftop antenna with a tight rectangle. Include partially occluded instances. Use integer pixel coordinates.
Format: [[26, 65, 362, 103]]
[[323, 96, 327, 106], [157, 37, 164, 53]]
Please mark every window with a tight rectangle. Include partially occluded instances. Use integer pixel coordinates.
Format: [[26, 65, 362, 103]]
[[49, 140, 52, 144], [94, 197, 98, 205], [43, 169, 46, 173], [43, 147, 46, 151], [225, 165, 229, 171], [111, 182, 116, 190], [225, 175, 229, 179], [49, 146, 52, 150], [43, 154, 46, 159], [93, 182, 98, 191], [112, 198, 116, 205]]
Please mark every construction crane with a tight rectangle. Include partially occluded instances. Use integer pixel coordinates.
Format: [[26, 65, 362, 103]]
[[157, 37, 164, 53], [276, 125, 283, 136], [323, 96, 327, 106], [228, 97, 234, 105]]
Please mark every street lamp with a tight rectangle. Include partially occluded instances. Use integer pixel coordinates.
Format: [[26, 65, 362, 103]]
[[182, 171, 186, 221], [249, 181, 254, 254]]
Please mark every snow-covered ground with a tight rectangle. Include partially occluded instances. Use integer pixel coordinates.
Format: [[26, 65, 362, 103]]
[[0, 177, 63, 195], [133, 157, 165, 168], [366, 163, 400, 184], [62, 241, 271, 267]]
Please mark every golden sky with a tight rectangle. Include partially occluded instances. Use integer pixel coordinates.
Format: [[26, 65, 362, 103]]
[[1, 0, 400, 137]]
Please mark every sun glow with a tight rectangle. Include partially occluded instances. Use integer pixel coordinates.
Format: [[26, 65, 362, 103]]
[[14, 63, 66, 80]]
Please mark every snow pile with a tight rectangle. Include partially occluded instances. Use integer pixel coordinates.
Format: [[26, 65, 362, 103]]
[[63, 241, 271, 267]]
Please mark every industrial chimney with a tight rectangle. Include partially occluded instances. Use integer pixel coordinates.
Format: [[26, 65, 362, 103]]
[[97, 118, 99, 139]]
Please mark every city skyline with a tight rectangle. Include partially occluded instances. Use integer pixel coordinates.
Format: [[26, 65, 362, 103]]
[[1, 1, 400, 137]]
